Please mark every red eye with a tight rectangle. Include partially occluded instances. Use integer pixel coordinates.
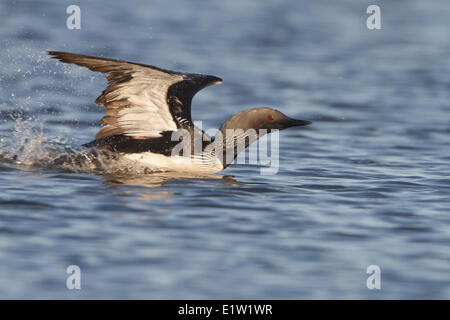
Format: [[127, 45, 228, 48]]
[[268, 115, 273, 120]]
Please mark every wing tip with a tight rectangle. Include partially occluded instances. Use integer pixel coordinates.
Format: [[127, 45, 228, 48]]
[[206, 75, 223, 88]]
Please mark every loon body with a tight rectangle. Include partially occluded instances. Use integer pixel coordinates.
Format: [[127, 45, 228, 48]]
[[48, 51, 311, 174]]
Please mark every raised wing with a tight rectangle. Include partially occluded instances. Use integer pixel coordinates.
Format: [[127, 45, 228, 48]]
[[48, 51, 222, 139]]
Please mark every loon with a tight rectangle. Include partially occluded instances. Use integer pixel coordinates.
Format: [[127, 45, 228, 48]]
[[48, 51, 311, 174]]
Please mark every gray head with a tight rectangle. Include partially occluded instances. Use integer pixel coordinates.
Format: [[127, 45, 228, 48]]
[[219, 107, 311, 133]]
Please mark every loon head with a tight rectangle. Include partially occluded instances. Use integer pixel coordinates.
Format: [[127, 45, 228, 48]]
[[219, 107, 311, 133]]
